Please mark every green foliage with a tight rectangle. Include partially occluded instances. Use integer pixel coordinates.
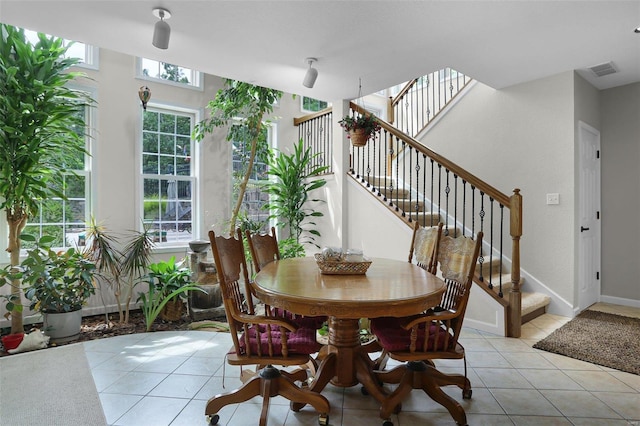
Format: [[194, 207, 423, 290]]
[[82, 219, 156, 323], [0, 24, 93, 332], [145, 256, 192, 299], [193, 80, 282, 233], [279, 237, 306, 259], [263, 139, 328, 247], [15, 234, 96, 313], [0, 24, 91, 221], [137, 283, 203, 332], [338, 113, 381, 139], [137, 256, 202, 331]]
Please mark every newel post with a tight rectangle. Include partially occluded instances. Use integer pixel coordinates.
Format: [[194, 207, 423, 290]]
[[508, 188, 523, 337]]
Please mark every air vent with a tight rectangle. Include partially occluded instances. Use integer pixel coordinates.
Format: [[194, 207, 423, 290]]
[[588, 61, 618, 77]]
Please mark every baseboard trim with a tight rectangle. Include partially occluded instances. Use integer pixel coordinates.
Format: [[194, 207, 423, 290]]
[[599, 295, 640, 309]]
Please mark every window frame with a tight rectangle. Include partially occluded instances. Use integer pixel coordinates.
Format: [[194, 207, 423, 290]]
[[138, 103, 200, 249], [136, 57, 203, 90]]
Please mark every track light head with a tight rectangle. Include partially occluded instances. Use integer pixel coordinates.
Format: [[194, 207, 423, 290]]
[[152, 8, 171, 49], [303, 57, 318, 88]]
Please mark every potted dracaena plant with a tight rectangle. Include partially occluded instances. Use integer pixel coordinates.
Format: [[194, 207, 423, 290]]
[[338, 113, 381, 147]]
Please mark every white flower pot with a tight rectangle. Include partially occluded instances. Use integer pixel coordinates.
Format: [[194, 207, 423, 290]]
[[43, 310, 82, 344]]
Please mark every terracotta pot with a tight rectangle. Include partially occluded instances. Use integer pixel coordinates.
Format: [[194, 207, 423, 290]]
[[349, 128, 368, 147]]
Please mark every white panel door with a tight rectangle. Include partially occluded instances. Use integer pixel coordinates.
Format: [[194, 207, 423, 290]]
[[578, 121, 601, 311]]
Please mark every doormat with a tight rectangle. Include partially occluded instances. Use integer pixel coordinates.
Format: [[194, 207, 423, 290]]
[[533, 310, 640, 375]]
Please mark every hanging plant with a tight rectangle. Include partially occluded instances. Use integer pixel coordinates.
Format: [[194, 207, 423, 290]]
[[338, 113, 381, 147]]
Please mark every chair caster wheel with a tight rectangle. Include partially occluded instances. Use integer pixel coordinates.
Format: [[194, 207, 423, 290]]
[[206, 414, 219, 425], [318, 413, 329, 425], [383, 420, 394, 426], [463, 388, 472, 399]]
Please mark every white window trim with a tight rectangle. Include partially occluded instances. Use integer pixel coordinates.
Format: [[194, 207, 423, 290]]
[[135, 57, 203, 91], [137, 103, 201, 251]]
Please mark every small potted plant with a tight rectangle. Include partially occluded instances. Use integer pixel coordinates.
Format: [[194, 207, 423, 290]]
[[338, 113, 381, 147], [138, 256, 202, 331], [19, 234, 96, 343]]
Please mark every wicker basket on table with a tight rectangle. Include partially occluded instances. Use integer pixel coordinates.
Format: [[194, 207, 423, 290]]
[[314, 253, 372, 275]]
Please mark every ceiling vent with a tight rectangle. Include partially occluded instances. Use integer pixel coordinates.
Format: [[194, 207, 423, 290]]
[[588, 61, 618, 77]]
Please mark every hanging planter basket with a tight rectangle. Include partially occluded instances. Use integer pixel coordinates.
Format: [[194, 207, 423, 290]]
[[349, 128, 369, 147]]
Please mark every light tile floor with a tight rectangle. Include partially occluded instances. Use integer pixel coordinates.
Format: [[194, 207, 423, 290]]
[[84, 307, 640, 426]]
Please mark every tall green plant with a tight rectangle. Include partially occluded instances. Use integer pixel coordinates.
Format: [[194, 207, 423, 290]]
[[264, 139, 328, 247], [0, 25, 92, 333], [83, 218, 156, 324], [193, 80, 282, 234]]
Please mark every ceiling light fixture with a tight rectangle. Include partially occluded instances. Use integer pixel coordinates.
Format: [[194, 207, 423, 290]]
[[152, 8, 171, 49], [635, 26, 640, 33], [303, 58, 318, 88]]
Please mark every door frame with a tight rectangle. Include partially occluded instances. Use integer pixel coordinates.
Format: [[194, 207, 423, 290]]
[[577, 121, 601, 312]]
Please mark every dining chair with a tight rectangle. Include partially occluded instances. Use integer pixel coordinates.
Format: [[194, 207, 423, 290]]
[[408, 221, 444, 274], [245, 227, 326, 330], [206, 229, 330, 426], [368, 221, 444, 369], [369, 231, 483, 426]]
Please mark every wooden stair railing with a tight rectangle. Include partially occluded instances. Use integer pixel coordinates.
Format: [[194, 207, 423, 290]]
[[293, 106, 334, 175], [293, 90, 523, 337], [349, 101, 523, 337], [388, 68, 472, 138]]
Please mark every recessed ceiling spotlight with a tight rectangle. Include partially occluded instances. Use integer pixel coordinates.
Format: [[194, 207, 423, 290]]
[[635, 26, 640, 33]]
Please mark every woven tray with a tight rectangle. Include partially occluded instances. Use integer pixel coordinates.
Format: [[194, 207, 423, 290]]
[[314, 253, 372, 275]]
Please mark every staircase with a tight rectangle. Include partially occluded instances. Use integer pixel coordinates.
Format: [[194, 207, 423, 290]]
[[294, 67, 552, 337]]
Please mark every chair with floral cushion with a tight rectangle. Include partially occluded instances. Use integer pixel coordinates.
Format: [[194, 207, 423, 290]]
[[246, 227, 326, 330], [370, 231, 483, 426], [205, 228, 329, 426]]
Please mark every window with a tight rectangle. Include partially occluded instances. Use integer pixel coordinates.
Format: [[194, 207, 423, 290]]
[[22, 100, 92, 249], [141, 107, 196, 244], [139, 58, 202, 88], [232, 126, 271, 229], [301, 97, 329, 113]]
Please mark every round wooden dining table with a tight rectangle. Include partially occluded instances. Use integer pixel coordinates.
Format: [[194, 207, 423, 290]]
[[252, 256, 446, 406]]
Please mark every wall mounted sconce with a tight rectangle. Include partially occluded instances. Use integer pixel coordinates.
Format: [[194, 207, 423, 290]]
[[303, 57, 318, 88], [139, 86, 151, 110], [152, 8, 171, 49]]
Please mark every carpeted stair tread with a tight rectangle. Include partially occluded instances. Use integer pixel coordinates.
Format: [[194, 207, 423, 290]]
[[522, 291, 551, 316]]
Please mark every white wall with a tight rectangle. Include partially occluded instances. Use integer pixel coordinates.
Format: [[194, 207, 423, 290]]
[[600, 82, 640, 304], [412, 73, 577, 305]]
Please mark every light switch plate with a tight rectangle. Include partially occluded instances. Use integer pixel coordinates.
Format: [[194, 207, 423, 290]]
[[547, 193, 560, 205]]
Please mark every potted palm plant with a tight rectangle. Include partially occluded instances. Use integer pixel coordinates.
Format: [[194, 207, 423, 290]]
[[18, 234, 96, 343], [338, 113, 381, 147]]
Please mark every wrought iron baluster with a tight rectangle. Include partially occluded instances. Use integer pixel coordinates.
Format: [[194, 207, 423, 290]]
[[462, 180, 467, 236], [430, 159, 435, 227], [499, 204, 505, 297], [445, 169, 450, 234], [453, 174, 458, 237]]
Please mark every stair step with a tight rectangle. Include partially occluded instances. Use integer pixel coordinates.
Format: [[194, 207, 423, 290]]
[[364, 176, 396, 188], [521, 291, 552, 323], [478, 273, 516, 294], [406, 212, 442, 224], [477, 257, 503, 277]]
